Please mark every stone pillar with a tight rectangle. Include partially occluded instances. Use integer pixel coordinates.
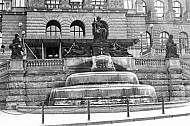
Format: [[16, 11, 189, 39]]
[[165, 58, 185, 101], [165, 0, 175, 20], [6, 59, 26, 109], [184, 0, 190, 21]]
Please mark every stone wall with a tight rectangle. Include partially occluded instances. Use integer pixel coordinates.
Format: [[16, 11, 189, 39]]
[[3, 57, 190, 109], [2, 13, 26, 49]]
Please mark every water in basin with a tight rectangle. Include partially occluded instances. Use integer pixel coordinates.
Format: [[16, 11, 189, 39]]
[[49, 71, 157, 105]]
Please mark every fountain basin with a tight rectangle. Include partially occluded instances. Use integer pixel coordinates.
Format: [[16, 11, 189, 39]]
[[48, 71, 157, 106]]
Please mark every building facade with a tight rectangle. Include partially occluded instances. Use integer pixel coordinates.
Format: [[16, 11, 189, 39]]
[[0, 0, 190, 59]]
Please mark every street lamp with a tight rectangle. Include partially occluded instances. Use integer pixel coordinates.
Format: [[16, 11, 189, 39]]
[[19, 22, 23, 28], [21, 30, 26, 60], [140, 31, 143, 55], [150, 24, 154, 47]]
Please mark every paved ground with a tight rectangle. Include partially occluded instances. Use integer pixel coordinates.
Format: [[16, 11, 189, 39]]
[[0, 102, 190, 126]]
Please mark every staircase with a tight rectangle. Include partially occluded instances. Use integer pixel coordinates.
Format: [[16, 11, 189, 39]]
[[0, 57, 190, 109]]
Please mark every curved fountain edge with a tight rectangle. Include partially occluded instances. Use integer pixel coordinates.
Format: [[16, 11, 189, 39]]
[[17, 101, 188, 114]]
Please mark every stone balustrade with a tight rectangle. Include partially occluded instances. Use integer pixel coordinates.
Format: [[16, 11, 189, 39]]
[[26, 59, 64, 68], [134, 58, 166, 68]]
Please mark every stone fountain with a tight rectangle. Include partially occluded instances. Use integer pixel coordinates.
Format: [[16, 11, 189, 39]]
[[48, 55, 157, 106], [48, 16, 157, 106]]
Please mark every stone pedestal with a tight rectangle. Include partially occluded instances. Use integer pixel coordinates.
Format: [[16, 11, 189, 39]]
[[166, 58, 181, 72], [6, 59, 26, 109], [10, 59, 24, 71], [165, 58, 185, 101], [93, 43, 109, 56]]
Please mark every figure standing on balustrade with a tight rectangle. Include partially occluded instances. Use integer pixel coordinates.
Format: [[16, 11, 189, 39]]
[[165, 34, 179, 58], [9, 33, 23, 59]]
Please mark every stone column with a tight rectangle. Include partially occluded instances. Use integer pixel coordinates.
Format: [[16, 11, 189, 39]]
[[184, 0, 190, 20], [165, 0, 175, 20]]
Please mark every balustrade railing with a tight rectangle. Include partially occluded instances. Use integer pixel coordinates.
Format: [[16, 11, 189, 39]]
[[134, 58, 166, 68], [26, 59, 64, 68]]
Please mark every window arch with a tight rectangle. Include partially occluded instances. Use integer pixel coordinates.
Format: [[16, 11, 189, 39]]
[[173, 1, 182, 18], [46, 20, 61, 38], [179, 32, 188, 48], [154, 0, 164, 19], [142, 1, 147, 14], [160, 31, 169, 46], [146, 31, 151, 49], [70, 20, 85, 39]]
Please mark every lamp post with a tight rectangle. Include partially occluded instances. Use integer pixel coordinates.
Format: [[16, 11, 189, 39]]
[[140, 31, 143, 55], [19, 22, 23, 35], [22, 30, 26, 60], [150, 24, 154, 47]]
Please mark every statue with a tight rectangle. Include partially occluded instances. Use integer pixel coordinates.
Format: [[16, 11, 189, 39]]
[[165, 34, 179, 58], [64, 43, 91, 57], [9, 34, 23, 59], [110, 42, 133, 57], [92, 16, 108, 43]]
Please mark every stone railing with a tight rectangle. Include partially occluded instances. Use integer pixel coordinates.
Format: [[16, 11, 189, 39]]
[[26, 59, 64, 68], [151, 47, 190, 56], [134, 58, 166, 68]]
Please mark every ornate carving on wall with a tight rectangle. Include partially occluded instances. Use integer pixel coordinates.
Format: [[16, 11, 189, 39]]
[[28, 0, 45, 8], [109, 0, 124, 10], [83, 0, 93, 10], [61, 0, 70, 9]]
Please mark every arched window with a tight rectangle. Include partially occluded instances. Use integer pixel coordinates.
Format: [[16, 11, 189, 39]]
[[70, 20, 85, 39], [160, 31, 169, 46], [179, 32, 188, 48], [173, 1, 182, 18], [142, 1, 147, 13], [45, 0, 61, 9], [154, 0, 164, 19], [46, 20, 61, 38], [146, 31, 151, 49]]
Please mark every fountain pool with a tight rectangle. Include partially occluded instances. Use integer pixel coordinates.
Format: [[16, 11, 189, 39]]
[[48, 71, 157, 106]]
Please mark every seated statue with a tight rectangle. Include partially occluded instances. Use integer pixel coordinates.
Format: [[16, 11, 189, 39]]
[[9, 34, 23, 59], [92, 16, 108, 43], [165, 34, 179, 58]]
